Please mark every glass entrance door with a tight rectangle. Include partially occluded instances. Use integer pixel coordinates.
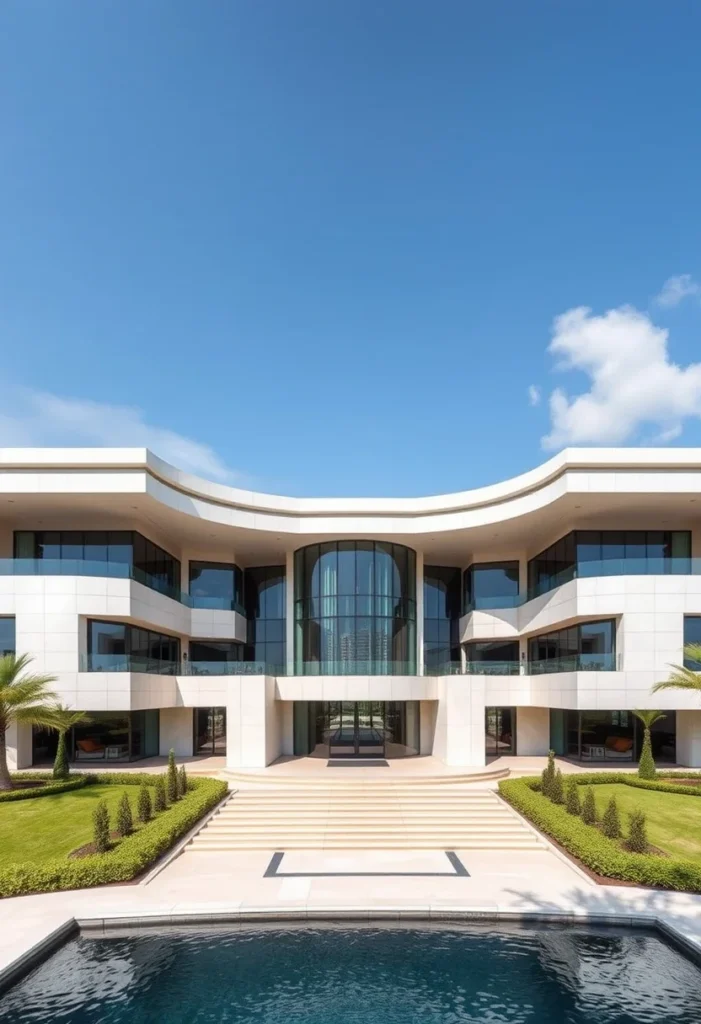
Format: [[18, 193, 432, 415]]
[[328, 701, 386, 758], [485, 707, 516, 757], [356, 701, 385, 756]]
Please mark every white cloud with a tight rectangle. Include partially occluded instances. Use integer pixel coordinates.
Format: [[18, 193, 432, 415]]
[[0, 387, 239, 482], [541, 305, 701, 449], [656, 274, 701, 308], [528, 385, 541, 407]]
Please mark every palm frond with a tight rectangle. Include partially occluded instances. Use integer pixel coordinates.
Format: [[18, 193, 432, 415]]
[[50, 703, 92, 732], [652, 664, 701, 694], [632, 709, 666, 728]]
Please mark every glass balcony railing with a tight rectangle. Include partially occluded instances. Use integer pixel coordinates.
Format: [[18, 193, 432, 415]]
[[424, 661, 465, 676], [464, 660, 523, 675], [0, 558, 245, 615], [80, 653, 181, 675], [528, 652, 620, 674], [185, 661, 269, 676], [527, 557, 701, 601], [294, 661, 417, 676], [463, 594, 526, 613]]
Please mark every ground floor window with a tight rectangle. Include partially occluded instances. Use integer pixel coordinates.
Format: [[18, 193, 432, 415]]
[[194, 707, 227, 755], [32, 710, 160, 764], [485, 707, 516, 757], [293, 701, 420, 759], [549, 709, 677, 762]]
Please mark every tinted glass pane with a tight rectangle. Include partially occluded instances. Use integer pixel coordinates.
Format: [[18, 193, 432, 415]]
[[577, 531, 601, 563], [109, 531, 133, 565], [89, 620, 126, 655], [0, 618, 15, 655], [84, 531, 108, 562], [14, 532, 35, 558], [189, 562, 235, 599], [39, 532, 61, 559]]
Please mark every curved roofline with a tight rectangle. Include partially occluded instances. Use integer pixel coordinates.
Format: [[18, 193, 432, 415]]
[[0, 446, 700, 518]]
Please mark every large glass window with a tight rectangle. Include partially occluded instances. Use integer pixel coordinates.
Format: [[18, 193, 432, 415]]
[[465, 640, 520, 674], [684, 617, 701, 668], [423, 566, 461, 672], [529, 619, 616, 672], [464, 562, 520, 612], [0, 618, 16, 656], [14, 530, 181, 594], [551, 709, 677, 762], [87, 619, 180, 673], [294, 542, 416, 675], [188, 561, 244, 613], [245, 566, 286, 671], [527, 530, 691, 599], [34, 711, 161, 763]]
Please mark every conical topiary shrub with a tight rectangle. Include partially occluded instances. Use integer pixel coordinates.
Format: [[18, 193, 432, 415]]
[[154, 775, 167, 812], [581, 787, 597, 825], [178, 764, 188, 798], [116, 791, 133, 837], [565, 777, 581, 815], [541, 750, 556, 798], [601, 795, 622, 839], [167, 749, 179, 803], [137, 783, 152, 824], [633, 710, 666, 781], [550, 768, 565, 805], [93, 799, 110, 853], [627, 810, 648, 853]]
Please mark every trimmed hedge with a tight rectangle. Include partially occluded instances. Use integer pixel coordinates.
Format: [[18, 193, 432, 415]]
[[499, 775, 701, 893], [0, 773, 227, 898], [1, 774, 91, 803], [550, 771, 701, 798]]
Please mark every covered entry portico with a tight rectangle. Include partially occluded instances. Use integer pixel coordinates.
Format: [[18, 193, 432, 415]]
[[292, 700, 421, 758]]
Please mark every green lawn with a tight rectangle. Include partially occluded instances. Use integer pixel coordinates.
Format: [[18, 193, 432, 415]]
[[0, 783, 156, 864], [592, 783, 701, 863]]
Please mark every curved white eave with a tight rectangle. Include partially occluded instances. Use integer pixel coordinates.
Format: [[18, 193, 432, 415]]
[[0, 447, 700, 537], [1, 446, 700, 513]]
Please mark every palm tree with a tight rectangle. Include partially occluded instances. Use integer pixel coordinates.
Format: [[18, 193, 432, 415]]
[[51, 704, 92, 780], [632, 709, 666, 780], [0, 653, 59, 790], [651, 643, 701, 696]]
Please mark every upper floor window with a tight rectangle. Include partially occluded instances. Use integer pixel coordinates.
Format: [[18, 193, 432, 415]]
[[463, 562, 520, 612], [528, 619, 616, 673], [87, 619, 180, 673], [424, 566, 461, 670], [684, 616, 701, 669], [188, 561, 243, 613], [244, 566, 286, 671], [0, 617, 15, 656], [14, 530, 181, 594], [527, 530, 691, 600]]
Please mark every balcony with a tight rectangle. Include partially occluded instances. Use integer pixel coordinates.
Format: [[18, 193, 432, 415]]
[[80, 654, 269, 675], [0, 558, 245, 614], [527, 556, 700, 602]]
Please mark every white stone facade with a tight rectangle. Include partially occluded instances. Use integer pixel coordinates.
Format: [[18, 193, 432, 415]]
[[1, 446, 701, 770]]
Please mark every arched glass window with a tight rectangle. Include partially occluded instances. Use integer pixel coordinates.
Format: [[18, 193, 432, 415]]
[[294, 541, 416, 675]]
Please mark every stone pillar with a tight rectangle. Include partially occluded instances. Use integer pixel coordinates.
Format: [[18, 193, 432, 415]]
[[676, 710, 701, 767], [6, 721, 33, 769], [159, 708, 194, 757], [516, 706, 550, 756]]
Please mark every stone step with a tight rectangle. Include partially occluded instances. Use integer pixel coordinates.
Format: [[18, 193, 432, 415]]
[[186, 837, 541, 851]]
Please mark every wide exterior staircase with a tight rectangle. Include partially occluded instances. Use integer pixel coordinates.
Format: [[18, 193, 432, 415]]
[[184, 781, 545, 852]]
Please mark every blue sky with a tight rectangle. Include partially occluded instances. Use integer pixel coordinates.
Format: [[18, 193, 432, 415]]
[[2, 2, 701, 496]]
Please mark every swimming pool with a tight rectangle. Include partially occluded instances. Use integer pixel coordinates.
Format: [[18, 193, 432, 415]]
[[2, 923, 700, 1023]]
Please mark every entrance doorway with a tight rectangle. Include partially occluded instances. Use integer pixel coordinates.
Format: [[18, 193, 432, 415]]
[[293, 701, 420, 758], [485, 707, 516, 757], [328, 701, 385, 757]]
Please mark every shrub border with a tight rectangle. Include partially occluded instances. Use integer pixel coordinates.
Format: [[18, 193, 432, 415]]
[[499, 774, 701, 893], [0, 773, 228, 898], [551, 771, 701, 798], [1, 774, 91, 803]]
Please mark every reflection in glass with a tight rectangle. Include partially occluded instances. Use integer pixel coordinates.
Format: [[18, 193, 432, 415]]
[[463, 562, 520, 611], [194, 707, 227, 754], [294, 542, 416, 675], [293, 701, 419, 758], [485, 707, 516, 756], [424, 566, 461, 671]]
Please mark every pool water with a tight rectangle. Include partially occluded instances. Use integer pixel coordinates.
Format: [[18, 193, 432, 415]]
[[2, 924, 700, 1023]]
